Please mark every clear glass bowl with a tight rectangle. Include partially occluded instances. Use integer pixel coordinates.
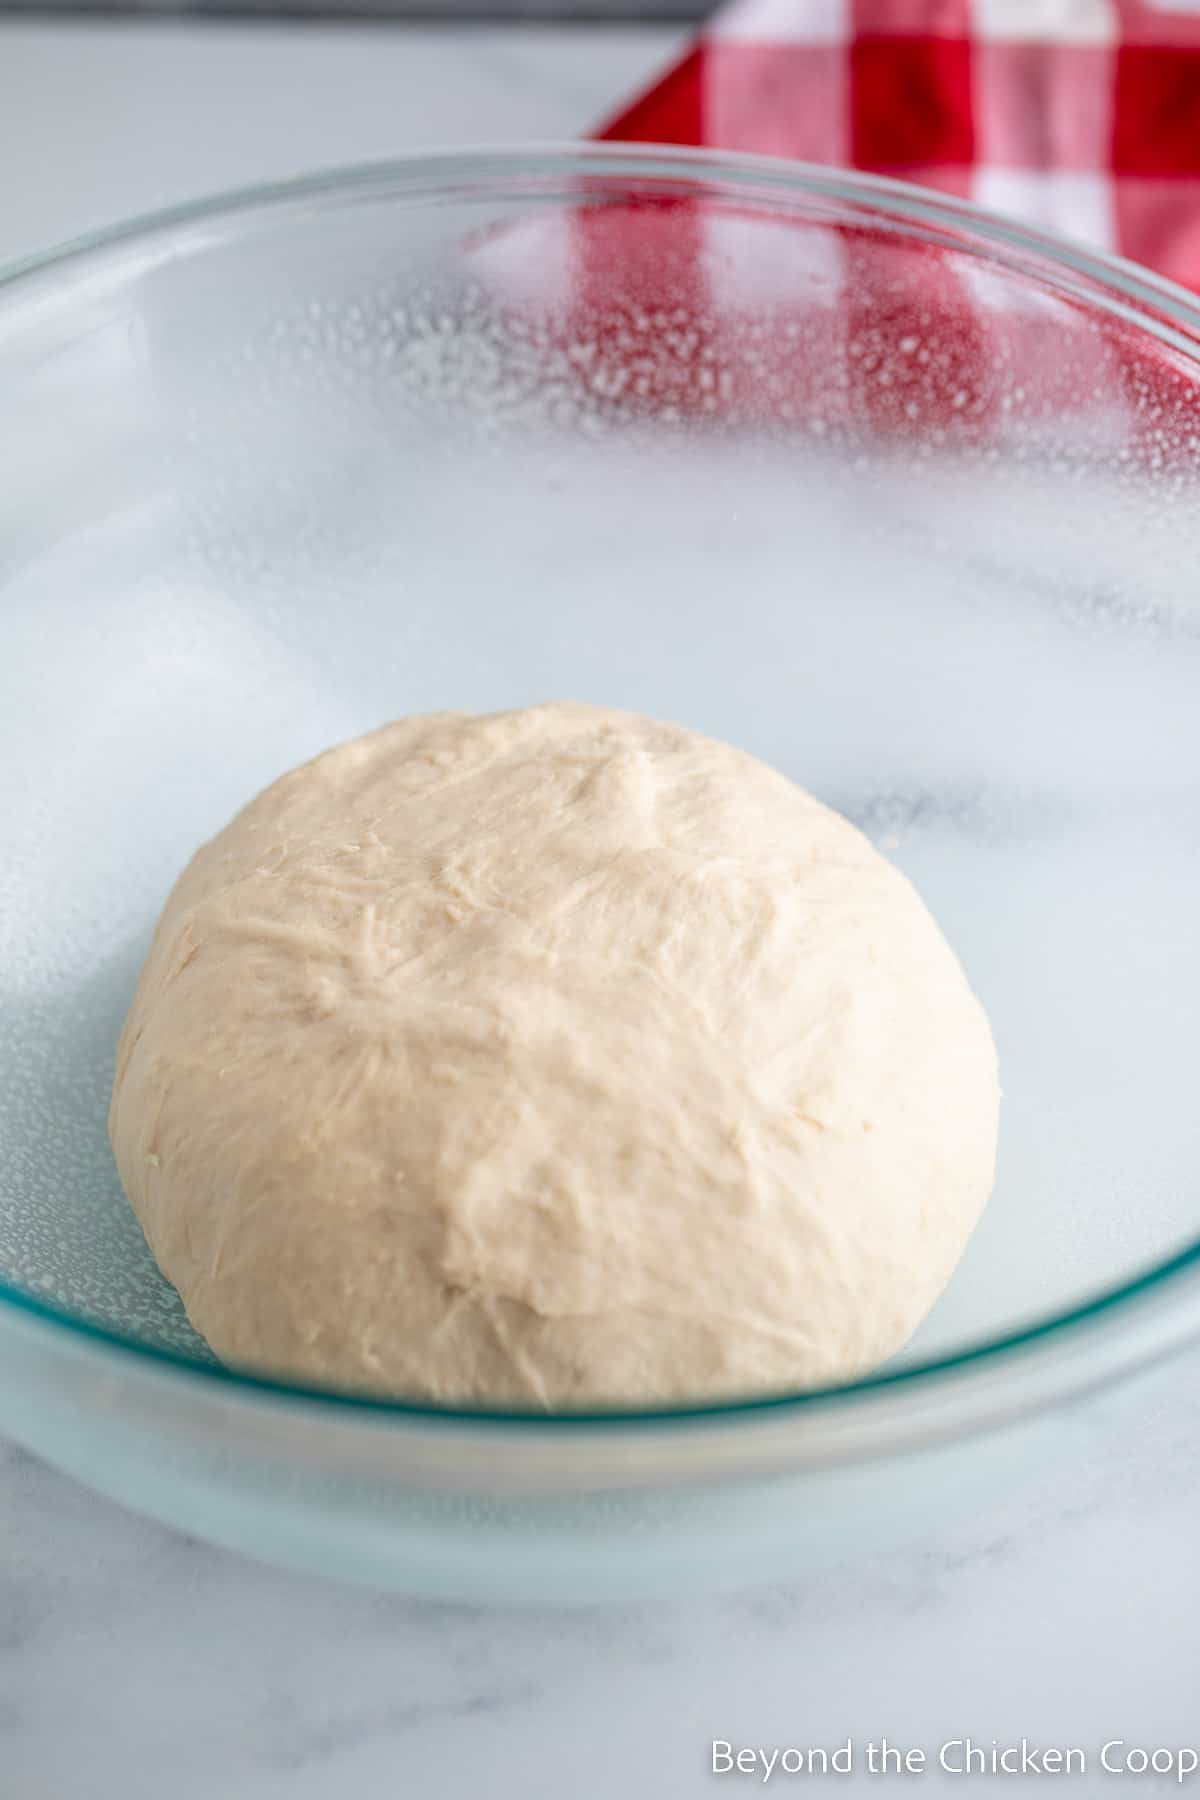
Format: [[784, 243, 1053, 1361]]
[[3, 146, 1200, 1602]]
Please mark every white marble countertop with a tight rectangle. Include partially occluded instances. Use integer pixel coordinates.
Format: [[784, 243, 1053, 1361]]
[[3, 20, 1200, 1799], [0, 17, 684, 266]]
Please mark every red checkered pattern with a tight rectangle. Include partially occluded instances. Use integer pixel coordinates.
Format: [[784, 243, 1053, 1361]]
[[472, 3, 1200, 472], [598, 0, 1200, 292]]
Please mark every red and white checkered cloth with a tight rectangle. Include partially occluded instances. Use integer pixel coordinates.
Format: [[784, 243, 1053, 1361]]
[[598, 0, 1200, 293]]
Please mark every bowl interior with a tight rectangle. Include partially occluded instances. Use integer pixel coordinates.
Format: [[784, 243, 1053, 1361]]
[[3, 154, 1200, 1398]]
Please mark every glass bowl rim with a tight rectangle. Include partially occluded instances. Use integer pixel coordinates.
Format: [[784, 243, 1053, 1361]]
[[3, 140, 1200, 1441]]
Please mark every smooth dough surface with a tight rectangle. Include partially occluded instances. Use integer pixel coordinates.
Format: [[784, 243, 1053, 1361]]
[[110, 702, 999, 1406]]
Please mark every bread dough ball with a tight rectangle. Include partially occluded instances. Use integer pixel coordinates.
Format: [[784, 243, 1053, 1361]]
[[110, 702, 999, 1407]]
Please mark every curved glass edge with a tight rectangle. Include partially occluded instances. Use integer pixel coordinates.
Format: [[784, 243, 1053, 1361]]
[[5, 1238, 1200, 1431], [4, 142, 1200, 344], [3, 143, 1200, 1431]]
